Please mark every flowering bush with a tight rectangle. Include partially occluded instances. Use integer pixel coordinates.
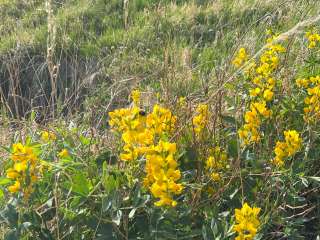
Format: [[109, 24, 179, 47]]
[[1, 27, 320, 239]]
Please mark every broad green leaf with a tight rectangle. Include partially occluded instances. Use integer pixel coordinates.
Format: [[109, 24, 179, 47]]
[[71, 172, 90, 196], [227, 138, 238, 158], [0, 177, 11, 185]]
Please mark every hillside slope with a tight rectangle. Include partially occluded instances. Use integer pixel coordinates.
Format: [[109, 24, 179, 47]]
[[0, 0, 319, 120]]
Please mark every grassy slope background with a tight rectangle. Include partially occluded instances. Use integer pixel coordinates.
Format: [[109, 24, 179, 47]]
[[1, 0, 319, 123], [1, 0, 320, 239]]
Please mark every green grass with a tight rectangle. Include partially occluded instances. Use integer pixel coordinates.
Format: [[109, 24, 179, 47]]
[[0, 0, 319, 119]]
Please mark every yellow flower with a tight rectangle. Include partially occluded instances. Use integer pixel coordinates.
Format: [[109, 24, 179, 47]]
[[272, 130, 302, 167], [210, 173, 221, 181], [296, 78, 310, 88], [263, 89, 274, 101], [41, 130, 56, 142], [58, 149, 70, 158], [249, 88, 261, 97], [233, 203, 261, 240], [232, 48, 248, 68], [109, 97, 182, 207], [192, 104, 209, 136], [239, 101, 271, 145], [131, 89, 141, 106], [7, 142, 41, 198], [8, 181, 21, 193], [306, 31, 320, 49], [298, 76, 320, 123], [238, 33, 286, 146], [144, 140, 183, 207], [14, 162, 27, 172], [147, 104, 177, 136], [6, 168, 20, 179], [284, 130, 302, 156], [205, 147, 228, 182]]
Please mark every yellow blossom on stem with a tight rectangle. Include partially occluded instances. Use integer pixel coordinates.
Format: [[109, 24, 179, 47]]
[[8, 181, 21, 193], [233, 203, 261, 240], [232, 48, 248, 68], [238, 33, 284, 146], [58, 149, 69, 158], [109, 90, 183, 207], [272, 130, 302, 167], [131, 89, 141, 106], [238, 101, 271, 145], [306, 31, 320, 49], [297, 76, 320, 123], [205, 146, 228, 182], [41, 130, 56, 142], [192, 103, 209, 136], [147, 104, 177, 136], [144, 141, 183, 207], [6, 142, 42, 198]]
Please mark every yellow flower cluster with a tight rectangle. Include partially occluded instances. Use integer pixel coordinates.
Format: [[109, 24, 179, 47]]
[[296, 76, 320, 123], [144, 141, 183, 207], [131, 89, 141, 106], [238, 101, 271, 145], [41, 130, 56, 142], [205, 146, 228, 182], [238, 36, 285, 145], [272, 130, 302, 167], [306, 31, 320, 49], [146, 104, 177, 137], [109, 91, 151, 161], [6, 143, 42, 198], [109, 90, 182, 207], [233, 203, 261, 240], [232, 48, 248, 68], [58, 148, 69, 158], [192, 103, 209, 136]]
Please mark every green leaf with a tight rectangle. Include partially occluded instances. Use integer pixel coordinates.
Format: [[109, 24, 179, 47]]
[[0, 145, 11, 153], [0, 177, 11, 185], [128, 208, 136, 219], [30, 110, 36, 122], [202, 225, 208, 240], [71, 172, 90, 196], [102, 162, 119, 194], [25, 136, 32, 145], [229, 188, 239, 200], [301, 177, 309, 187], [227, 138, 238, 159], [210, 218, 218, 236], [112, 210, 122, 226], [309, 176, 320, 183], [0, 189, 4, 199], [80, 135, 91, 146]]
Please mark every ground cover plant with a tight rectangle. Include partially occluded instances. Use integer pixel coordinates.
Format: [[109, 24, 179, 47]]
[[1, 0, 320, 239]]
